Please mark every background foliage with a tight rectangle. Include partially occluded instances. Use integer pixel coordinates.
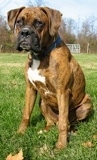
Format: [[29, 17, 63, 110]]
[[0, 0, 97, 53]]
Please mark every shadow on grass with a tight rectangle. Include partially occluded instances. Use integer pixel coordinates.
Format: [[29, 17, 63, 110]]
[[30, 113, 44, 127]]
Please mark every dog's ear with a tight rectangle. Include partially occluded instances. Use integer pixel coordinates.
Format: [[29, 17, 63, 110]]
[[7, 7, 25, 30], [41, 7, 62, 36]]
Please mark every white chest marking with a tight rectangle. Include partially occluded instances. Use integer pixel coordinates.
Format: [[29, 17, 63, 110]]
[[27, 59, 45, 85]]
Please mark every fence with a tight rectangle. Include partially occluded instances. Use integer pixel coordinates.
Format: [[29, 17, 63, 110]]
[[66, 44, 80, 53]]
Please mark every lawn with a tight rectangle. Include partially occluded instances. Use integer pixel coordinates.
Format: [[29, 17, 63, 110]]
[[0, 53, 97, 160]]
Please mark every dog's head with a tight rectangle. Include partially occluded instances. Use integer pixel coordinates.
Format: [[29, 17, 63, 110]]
[[7, 7, 62, 54]]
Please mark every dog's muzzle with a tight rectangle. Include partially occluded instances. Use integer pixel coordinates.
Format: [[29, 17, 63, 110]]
[[16, 26, 41, 52]]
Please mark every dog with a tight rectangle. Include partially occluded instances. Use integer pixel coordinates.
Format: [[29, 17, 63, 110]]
[[7, 6, 92, 149]]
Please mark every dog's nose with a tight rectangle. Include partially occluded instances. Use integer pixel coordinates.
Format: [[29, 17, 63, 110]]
[[21, 28, 30, 37]]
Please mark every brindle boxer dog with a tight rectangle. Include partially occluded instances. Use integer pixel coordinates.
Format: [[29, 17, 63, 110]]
[[7, 7, 92, 149]]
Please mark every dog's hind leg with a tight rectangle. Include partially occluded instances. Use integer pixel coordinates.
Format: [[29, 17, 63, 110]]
[[76, 94, 92, 121], [40, 100, 58, 131]]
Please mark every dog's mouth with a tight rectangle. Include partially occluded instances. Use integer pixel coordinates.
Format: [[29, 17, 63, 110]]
[[16, 38, 41, 52], [19, 41, 31, 51], [16, 40, 41, 54], [16, 26, 41, 52]]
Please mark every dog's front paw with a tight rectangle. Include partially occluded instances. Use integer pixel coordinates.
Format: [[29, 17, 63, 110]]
[[17, 120, 29, 134], [55, 141, 67, 149]]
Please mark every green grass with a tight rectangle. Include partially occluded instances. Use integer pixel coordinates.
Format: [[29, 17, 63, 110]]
[[0, 53, 97, 160]]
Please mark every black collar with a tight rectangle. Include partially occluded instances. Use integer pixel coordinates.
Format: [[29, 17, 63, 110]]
[[32, 36, 62, 60]]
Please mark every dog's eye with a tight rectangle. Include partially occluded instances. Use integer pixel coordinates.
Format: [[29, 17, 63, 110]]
[[33, 20, 44, 28], [16, 19, 24, 27]]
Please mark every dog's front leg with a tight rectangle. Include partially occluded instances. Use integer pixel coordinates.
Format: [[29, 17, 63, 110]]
[[56, 89, 69, 149], [18, 82, 37, 133]]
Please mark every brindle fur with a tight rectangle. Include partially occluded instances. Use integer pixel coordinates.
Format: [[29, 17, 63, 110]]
[[7, 7, 92, 149]]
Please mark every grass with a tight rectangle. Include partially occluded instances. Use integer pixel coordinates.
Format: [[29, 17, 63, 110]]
[[0, 53, 97, 160]]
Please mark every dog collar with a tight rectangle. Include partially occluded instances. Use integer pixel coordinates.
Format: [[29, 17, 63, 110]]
[[32, 36, 62, 60], [43, 36, 62, 56]]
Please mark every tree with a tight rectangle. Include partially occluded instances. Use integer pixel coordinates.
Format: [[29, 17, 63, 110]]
[[59, 18, 77, 44], [77, 16, 97, 53], [0, 15, 16, 52]]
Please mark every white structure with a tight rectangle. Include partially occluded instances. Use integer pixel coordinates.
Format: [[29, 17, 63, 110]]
[[66, 44, 80, 53]]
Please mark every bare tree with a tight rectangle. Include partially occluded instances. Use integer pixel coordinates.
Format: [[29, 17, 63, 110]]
[[77, 16, 97, 53], [0, 15, 16, 53], [59, 18, 77, 44]]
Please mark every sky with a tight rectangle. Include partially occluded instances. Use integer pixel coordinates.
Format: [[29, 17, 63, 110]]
[[0, 0, 97, 23]]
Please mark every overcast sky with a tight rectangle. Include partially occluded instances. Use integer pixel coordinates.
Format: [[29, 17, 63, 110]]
[[0, 0, 97, 23]]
